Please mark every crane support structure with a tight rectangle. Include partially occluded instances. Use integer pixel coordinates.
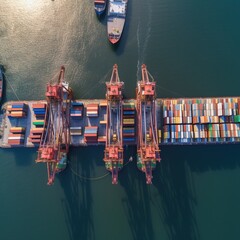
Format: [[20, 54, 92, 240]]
[[104, 64, 124, 184], [136, 64, 161, 184], [36, 66, 72, 185]]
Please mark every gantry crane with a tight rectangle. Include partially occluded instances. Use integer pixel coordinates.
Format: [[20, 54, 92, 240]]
[[136, 64, 160, 184], [36, 66, 72, 185], [104, 64, 124, 184]]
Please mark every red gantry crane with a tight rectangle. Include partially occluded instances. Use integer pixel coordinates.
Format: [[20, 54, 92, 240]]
[[136, 64, 160, 184], [36, 66, 72, 185], [104, 64, 124, 184]]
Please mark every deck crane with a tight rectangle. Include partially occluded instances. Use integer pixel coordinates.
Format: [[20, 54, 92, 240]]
[[136, 64, 160, 184], [104, 64, 124, 184], [36, 66, 72, 185]]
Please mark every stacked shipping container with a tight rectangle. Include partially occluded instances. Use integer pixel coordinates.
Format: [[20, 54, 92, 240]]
[[71, 102, 83, 118], [98, 101, 107, 143], [163, 97, 240, 144], [8, 127, 26, 145], [86, 104, 99, 117], [28, 103, 46, 144], [122, 102, 135, 143], [84, 126, 98, 143], [7, 103, 28, 118], [70, 127, 82, 136]]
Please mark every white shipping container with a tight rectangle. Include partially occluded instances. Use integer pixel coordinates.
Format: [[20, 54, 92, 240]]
[[180, 125, 183, 132], [192, 103, 198, 110], [187, 117, 192, 123], [186, 132, 191, 138], [163, 110, 168, 117], [8, 137, 25, 140], [180, 132, 184, 138], [217, 103, 222, 109], [194, 132, 200, 138]]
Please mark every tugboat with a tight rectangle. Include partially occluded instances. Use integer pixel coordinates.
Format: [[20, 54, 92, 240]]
[[56, 151, 67, 173], [94, 0, 107, 16], [107, 0, 128, 44]]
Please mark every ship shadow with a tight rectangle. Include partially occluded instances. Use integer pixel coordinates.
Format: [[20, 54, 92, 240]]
[[59, 146, 104, 240], [94, 3, 108, 24], [183, 144, 240, 173], [119, 145, 156, 240], [153, 145, 200, 240]]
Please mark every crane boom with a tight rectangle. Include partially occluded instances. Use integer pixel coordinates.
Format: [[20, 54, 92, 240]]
[[136, 64, 161, 184], [104, 64, 124, 184], [36, 66, 72, 185]]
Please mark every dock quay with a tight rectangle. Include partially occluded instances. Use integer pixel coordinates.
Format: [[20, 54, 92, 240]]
[[0, 64, 240, 184], [1, 97, 240, 147]]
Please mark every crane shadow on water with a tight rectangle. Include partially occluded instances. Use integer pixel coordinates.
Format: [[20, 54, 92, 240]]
[[153, 144, 240, 240], [58, 146, 104, 240], [183, 144, 240, 172], [153, 145, 199, 240], [119, 146, 199, 240], [119, 145, 156, 240]]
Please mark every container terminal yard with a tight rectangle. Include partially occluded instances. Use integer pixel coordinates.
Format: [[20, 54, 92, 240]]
[[0, 64, 240, 185]]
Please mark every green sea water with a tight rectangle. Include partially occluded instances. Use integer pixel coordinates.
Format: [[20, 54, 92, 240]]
[[0, 0, 240, 239]]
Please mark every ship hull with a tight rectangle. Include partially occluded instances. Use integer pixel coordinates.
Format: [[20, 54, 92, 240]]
[[94, 0, 107, 16], [107, 0, 128, 44], [107, 17, 125, 44]]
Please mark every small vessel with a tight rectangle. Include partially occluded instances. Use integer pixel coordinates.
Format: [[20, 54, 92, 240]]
[[107, 0, 128, 44], [94, 0, 107, 16], [56, 152, 67, 173], [0, 65, 4, 102]]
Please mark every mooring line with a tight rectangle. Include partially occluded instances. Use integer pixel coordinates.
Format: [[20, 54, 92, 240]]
[[3, 72, 20, 101], [69, 158, 132, 181]]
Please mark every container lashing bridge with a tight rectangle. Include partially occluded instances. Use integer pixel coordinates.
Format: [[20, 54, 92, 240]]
[[104, 64, 124, 184], [36, 66, 72, 185], [136, 64, 161, 184]]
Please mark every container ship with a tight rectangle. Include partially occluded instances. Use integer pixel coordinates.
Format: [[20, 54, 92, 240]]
[[136, 65, 160, 184], [0, 65, 4, 103], [94, 0, 107, 16], [1, 65, 240, 185], [107, 0, 128, 44], [104, 64, 124, 184]]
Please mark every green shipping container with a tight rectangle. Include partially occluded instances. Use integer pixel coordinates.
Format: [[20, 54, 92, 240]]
[[33, 121, 44, 126], [208, 130, 213, 137], [234, 115, 240, 123]]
